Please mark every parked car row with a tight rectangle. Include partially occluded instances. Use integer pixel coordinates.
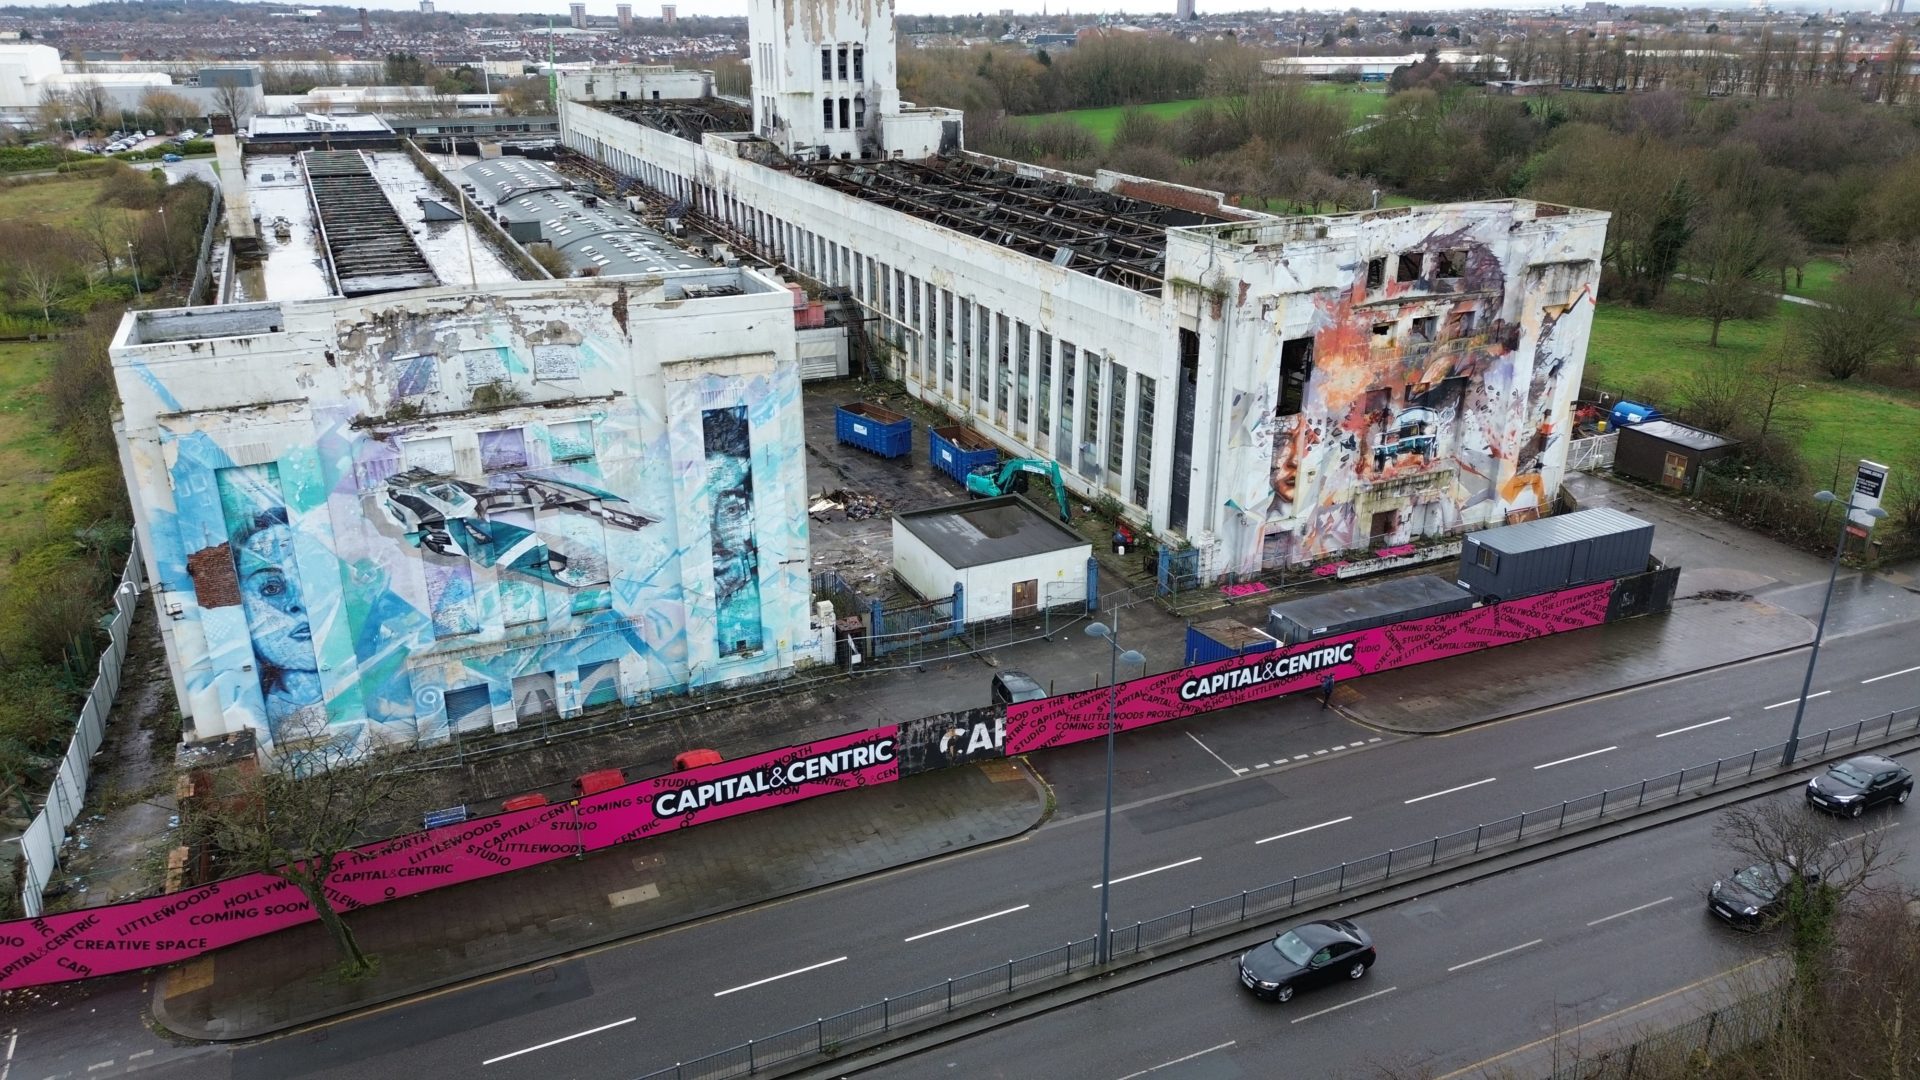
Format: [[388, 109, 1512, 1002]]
[[77, 128, 200, 156]]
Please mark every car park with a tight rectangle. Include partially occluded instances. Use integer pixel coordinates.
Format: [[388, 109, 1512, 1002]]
[[1709, 860, 1821, 930], [1807, 754, 1913, 817], [1236, 918, 1375, 1002]]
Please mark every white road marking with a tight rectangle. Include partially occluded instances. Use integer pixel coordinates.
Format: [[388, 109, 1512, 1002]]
[[1829, 824, 1895, 849], [1254, 763, 1268, 769], [1864, 665, 1920, 684], [483, 1017, 637, 1064], [1094, 856, 1203, 889], [1186, 732, 1239, 777], [903, 904, 1030, 943], [1293, 754, 1308, 761], [2, 1030, 16, 1080], [1330, 744, 1347, 751], [1112, 1041, 1237, 1080], [1406, 777, 1496, 804], [1313, 749, 1328, 756], [127, 1051, 154, 1061], [1447, 938, 1543, 972], [1533, 746, 1617, 770], [1765, 691, 1829, 710], [1289, 985, 1398, 1024], [712, 957, 848, 998], [1587, 896, 1674, 926], [1256, 816, 1355, 846], [86, 1063, 113, 1073], [1656, 717, 1728, 738], [1368, 737, 1383, 743]]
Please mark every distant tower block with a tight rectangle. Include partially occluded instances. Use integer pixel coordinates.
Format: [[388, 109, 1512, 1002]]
[[570, 2, 587, 29], [1176, 0, 1195, 18], [419, 0, 433, 12], [618, 2, 632, 30], [662, 4, 677, 26], [358, 6, 370, 33]]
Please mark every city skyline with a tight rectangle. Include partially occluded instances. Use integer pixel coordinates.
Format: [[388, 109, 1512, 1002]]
[[7, 0, 1905, 16]]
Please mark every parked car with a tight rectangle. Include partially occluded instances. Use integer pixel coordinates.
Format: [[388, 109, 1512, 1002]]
[[1807, 754, 1913, 817], [1237, 919, 1375, 1002], [161, 153, 181, 163], [1709, 860, 1821, 930], [990, 670, 1047, 706], [144, 129, 155, 138]]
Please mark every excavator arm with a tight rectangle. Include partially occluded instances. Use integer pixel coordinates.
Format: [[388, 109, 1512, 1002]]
[[965, 458, 1071, 522]]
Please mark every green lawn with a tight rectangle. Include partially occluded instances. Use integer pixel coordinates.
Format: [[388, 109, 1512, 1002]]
[[1586, 300, 1920, 473], [0, 342, 60, 579], [1783, 256, 1844, 303], [0, 173, 111, 231], [1016, 84, 1386, 144]]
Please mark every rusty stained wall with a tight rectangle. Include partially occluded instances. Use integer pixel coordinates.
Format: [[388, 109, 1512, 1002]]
[[1169, 202, 1607, 580]]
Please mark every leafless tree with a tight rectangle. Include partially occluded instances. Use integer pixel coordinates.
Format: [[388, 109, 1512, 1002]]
[[1796, 272, 1911, 381], [3, 225, 82, 327], [186, 734, 426, 975], [1683, 198, 1790, 347]]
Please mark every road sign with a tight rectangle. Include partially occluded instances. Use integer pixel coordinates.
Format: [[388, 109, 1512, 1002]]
[[1851, 460, 1889, 531]]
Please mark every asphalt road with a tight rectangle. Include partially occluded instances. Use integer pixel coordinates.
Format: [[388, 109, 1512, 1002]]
[[8, 620, 1920, 1080], [849, 775, 1920, 1080]]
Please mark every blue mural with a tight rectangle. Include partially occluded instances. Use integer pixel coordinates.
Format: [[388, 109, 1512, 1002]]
[[216, 465, 326, 742], [703, 406, 763, 655]]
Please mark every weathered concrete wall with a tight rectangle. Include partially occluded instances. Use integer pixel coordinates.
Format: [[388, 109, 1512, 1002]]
[[746, 0, 899, 158], [113, 272, 816, 757]]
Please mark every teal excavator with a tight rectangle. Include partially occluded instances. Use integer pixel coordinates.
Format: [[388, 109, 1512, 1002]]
[[964, 458, 1072, 523]]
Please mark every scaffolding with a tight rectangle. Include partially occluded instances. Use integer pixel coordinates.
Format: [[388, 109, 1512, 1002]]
[[301, 150, 438, 297]]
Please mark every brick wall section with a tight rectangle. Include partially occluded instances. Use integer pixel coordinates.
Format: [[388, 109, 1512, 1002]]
[[187, 544, 241, 607], [1110, 177, 1231, 217]]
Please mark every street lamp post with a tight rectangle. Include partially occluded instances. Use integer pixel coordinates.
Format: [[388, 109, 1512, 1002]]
[[127, 242, 141, 300], [1783, 489, 1887, 767], [1085, 620, 1144, 965]]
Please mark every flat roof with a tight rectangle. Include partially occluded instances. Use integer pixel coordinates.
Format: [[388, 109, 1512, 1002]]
[[1268, 575, 1469, 628], [1470, 507, 1652, 555], [303, 149, 438, 296], [895, 495, 1090, 571], [1624, 419, 1737, 452], [460, 156, 712, 277]]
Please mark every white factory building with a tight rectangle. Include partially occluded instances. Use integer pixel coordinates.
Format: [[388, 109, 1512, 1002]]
[[559, 0, 1608, 584], [0, 43, 265, 125]]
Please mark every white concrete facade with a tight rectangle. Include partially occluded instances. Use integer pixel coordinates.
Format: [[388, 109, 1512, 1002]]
[[113, 272, 821, 755], [747, 0, 900, 158], [560, 64, 712, 103]]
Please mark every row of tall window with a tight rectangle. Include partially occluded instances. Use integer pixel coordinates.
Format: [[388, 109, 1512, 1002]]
[[820, 44, 866, 82]]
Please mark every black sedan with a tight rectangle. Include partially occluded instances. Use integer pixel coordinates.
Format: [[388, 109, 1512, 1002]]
[[1237, 918, 1375, 1002], [1708, 860, 1822, 930], [1807, 754, 1913, 818]]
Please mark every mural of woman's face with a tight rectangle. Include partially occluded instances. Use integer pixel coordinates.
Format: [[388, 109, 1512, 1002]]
[[236, 523, 317, 675]]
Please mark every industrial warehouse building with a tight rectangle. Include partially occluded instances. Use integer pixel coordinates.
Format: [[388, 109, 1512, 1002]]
[[112, 271, 818, 757], [558, 0, 1610, 586]]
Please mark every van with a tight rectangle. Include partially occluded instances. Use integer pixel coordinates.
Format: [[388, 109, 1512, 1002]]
[[990, 670, 1047, 706]]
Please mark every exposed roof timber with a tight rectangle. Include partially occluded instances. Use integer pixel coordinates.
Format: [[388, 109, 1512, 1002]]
[[795, 158, 1221, 293], [301, 149, 437, 296], [596, 98, 754, 142]]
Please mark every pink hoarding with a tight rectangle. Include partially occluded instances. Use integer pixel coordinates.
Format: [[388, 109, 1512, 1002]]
[[0, 727, 901, 989], [1004, 582, 1614, 754]]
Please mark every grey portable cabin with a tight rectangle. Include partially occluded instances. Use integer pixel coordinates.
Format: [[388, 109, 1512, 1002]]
[[1267, 574, 1474, 646], [1455, 508, 1654, 602]]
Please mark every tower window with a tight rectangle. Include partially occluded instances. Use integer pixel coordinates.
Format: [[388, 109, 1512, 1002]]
[[822, 97, 835, 128], [854, 95, 866, 128], [853, 46, 864, 81], [1276, 336, 1312, 416], [839, 96, 850, 129], [821, 47, 832, 79], [1397, 252, 1424, 283], [837, 45, 848, 80], [1365, 256, 1385, 291]]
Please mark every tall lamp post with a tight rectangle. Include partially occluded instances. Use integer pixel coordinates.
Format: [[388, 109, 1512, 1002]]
[[1085, 620, 1144, 965], [1783, 489, 1887, 766], [127, 242, 141, 300]]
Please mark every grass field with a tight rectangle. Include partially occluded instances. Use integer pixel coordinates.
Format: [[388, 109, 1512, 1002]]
[[1783, 257, 1844, 303], [0, 173, 111, 231], [1017, 84, 1386, 144], [0, 342, 60, 578], [1586, 300, 1920, 474]]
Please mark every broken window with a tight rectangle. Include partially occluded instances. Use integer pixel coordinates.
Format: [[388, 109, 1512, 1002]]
[[1372, 322, 1394, 346], [821, 47, 832, 80], [853, 95, 866, 129], [1397, 252, 1424, 283], [1409, 315, 1437, 344], [1365, 256, 1386, 291], [853, 46, 865, 81], [837, 45, 849, 80], [1438, 249, 1467, 278], [1276, 335, 1313, 416], [822, 97, 835, 129], [839, 96, 850, 129], [1446, 308, 1478, 338]]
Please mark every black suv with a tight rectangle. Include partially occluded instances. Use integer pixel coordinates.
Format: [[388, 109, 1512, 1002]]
[[1806, 754, 1913, 818]]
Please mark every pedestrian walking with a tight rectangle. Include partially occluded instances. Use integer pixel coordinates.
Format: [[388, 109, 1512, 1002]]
[[1319, 672, 1335, 708]]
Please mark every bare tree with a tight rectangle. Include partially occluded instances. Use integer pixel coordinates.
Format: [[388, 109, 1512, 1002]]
[[209, 82, 256, 126], [3, 225, 82, 327], [187, 735, 426, 974], [1683, 199, 1789, 347], [1796, 271, 1911, 380], [137, 88, 200, 133]]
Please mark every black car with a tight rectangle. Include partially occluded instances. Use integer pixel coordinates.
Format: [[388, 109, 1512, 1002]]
[[1708, 860, 1822, 930], [1806, 754, 1913, 818], [1237, 918, 1375, 1002]]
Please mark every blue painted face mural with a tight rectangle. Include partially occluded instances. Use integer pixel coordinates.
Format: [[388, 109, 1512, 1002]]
[[217, 466, 325, 740], [703, 406, 763, 656]]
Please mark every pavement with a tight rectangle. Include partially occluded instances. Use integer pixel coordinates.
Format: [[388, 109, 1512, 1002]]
[[139, 394, 1920, 1044], [154, 758, 1047, 1040]]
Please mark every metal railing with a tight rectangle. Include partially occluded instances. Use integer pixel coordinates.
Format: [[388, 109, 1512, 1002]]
[[1567, 432, 1618, 473], [632, 702, 1920, 1080], [17, 543, 145, 917], [1548, 993, 1776, 1080]]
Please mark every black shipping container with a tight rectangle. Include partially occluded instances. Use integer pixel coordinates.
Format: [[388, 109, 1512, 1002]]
[[1266, 575, 1474, 646], [1455, 508, 1654, 602]]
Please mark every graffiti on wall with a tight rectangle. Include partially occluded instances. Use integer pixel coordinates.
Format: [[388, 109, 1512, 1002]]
[[145, 296, 808, 753]]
